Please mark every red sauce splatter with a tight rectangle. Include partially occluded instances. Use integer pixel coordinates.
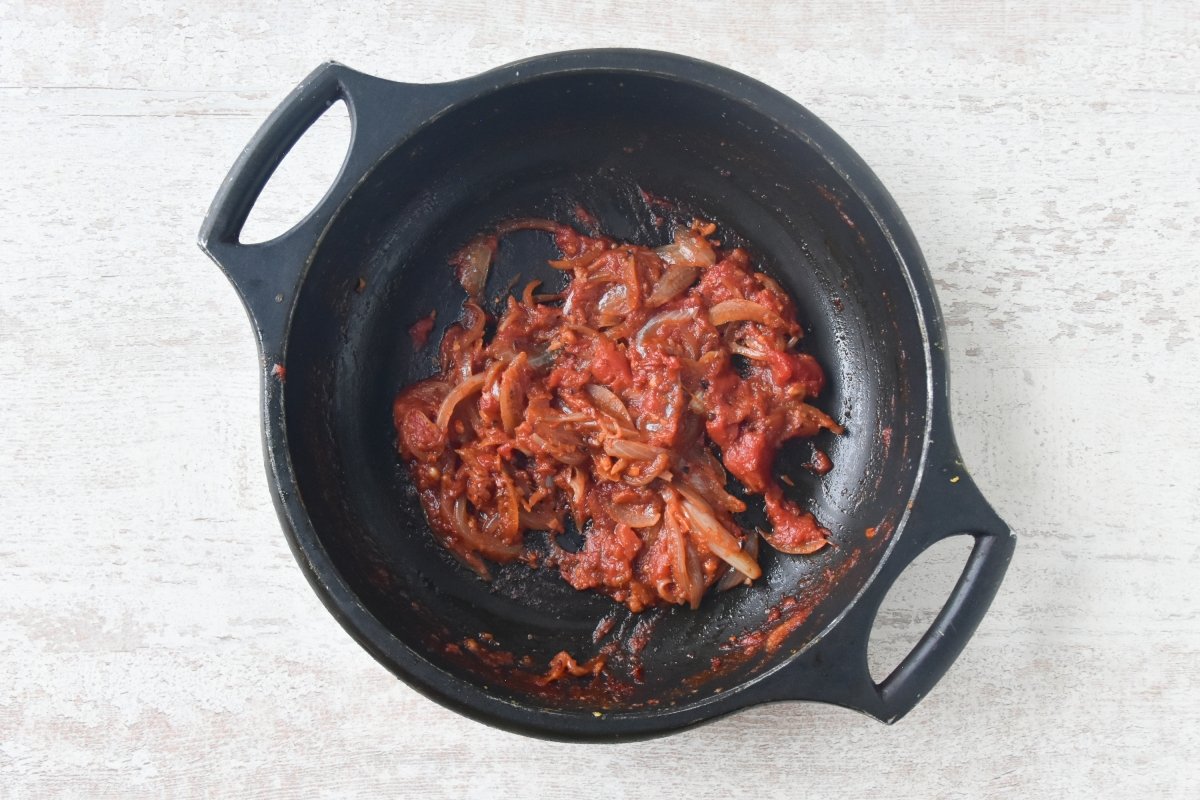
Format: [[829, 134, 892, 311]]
[[408, 310, 436, 350], [638, 187, 676, 210], [804, 447, 833, 475], [536, 650, 607, 685], [573, 203, 601, 234], [592, 612, 618, 643]]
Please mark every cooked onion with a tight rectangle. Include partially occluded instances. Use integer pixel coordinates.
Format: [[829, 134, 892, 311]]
[[755, 271, 787, 298], [622, 252, 642, 310], [519, 505, 559, 530], [495, 217, 562, 235], [717, 529, 760, 591], [728, 342, 771, 361], [527, 348, 558, 370], [634, 307, 698, 351], [495, 463, 520, 540], [435, 372, 486, 431], [548, 250, 605, 271], [452, 497, 522, 559], [395, 214, 842, 612], [451, 237, 495, 299], [646, 265, 699, 308], [674, 483, 761, 579], [709, 299, 788, 329], [566, 467, 588, 528], [499, 352, 528, 434], [585, 384, 634, 427], [531, 432, 586, 465], [655, 229, 716, 267], [610, 501, 662, 528], [663, 497, 704, 609], [521, 279, 542, 307], [621, 453, 671, 486], [596, 284, 629, 316], [679, 454, 747, 514], [603, 438, 667, 461]]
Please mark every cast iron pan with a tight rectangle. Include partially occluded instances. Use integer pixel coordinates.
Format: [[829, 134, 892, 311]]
[[198, 50, 1015, 741]]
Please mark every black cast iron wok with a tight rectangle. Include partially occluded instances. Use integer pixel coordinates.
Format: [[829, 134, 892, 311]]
[[198, 50, 1014, 741]]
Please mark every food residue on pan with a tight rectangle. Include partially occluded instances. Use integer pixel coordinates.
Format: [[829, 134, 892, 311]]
[[592, 611, 618, 643], [804, 447, 832, 475], [433, 531, 882, 704], [409, 309, 437, 349], [536, 650, 607, 686], [573, 202, 601, 235]]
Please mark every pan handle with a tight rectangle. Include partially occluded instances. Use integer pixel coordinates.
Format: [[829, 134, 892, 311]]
[[197, 61, 442, 348], [755, 437, 1015, 722]]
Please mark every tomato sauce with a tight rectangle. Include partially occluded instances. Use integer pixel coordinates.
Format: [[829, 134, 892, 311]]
[[393, 215, 842, 612]]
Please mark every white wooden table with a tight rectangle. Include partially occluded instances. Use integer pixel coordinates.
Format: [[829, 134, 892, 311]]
[[3, 2, 1197, 796]]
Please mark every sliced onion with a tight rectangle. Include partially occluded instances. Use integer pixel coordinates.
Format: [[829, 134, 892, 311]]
[[674, 483, 761, 579], [683, 537, 704, 609], [548, 249, 605, 271], [717, 530, 760, 591], [621, 453, 671, 486], [451, 237, 496, 298], [528, 348, 559, 370], [444, 302, 488, 382], [499, 352, 528, 434], [604, 438, 667, 461], [585, 384, 634, 428], [762, 530, 827, 555], [521, 279, 542, 307], [495, 217, 562, 236], [495, 463, 520, 540], [566, 467, 588, 529], [755, 271, 787, 298], [655, 229, 716, 267], [452, 497, 523, 560], [519, 506, 560, 531], [728, 342, 771, 361], [788, 401, 846, 436], [622, 252, 642, 310], [535, 651, 606, 685], [679, 454, 747, 514], [709, 299, 787, 329], [596, 283, 629, 316], [530, 433, 586, 466], [610, 501, 662, 528], [663, 498, 704, 609], [646, 265, 698, 308], [545, 412, 592, 427], [634, 307, 698, 352], [531, 420, 586, 464], [435, 372, 486, 431]]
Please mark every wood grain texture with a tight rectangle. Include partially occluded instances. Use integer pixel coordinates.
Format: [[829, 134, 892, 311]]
[[1, 1, 1197, 796]]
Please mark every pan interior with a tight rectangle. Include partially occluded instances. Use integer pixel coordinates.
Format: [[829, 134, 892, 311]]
[[284, 71, 927, 712]]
